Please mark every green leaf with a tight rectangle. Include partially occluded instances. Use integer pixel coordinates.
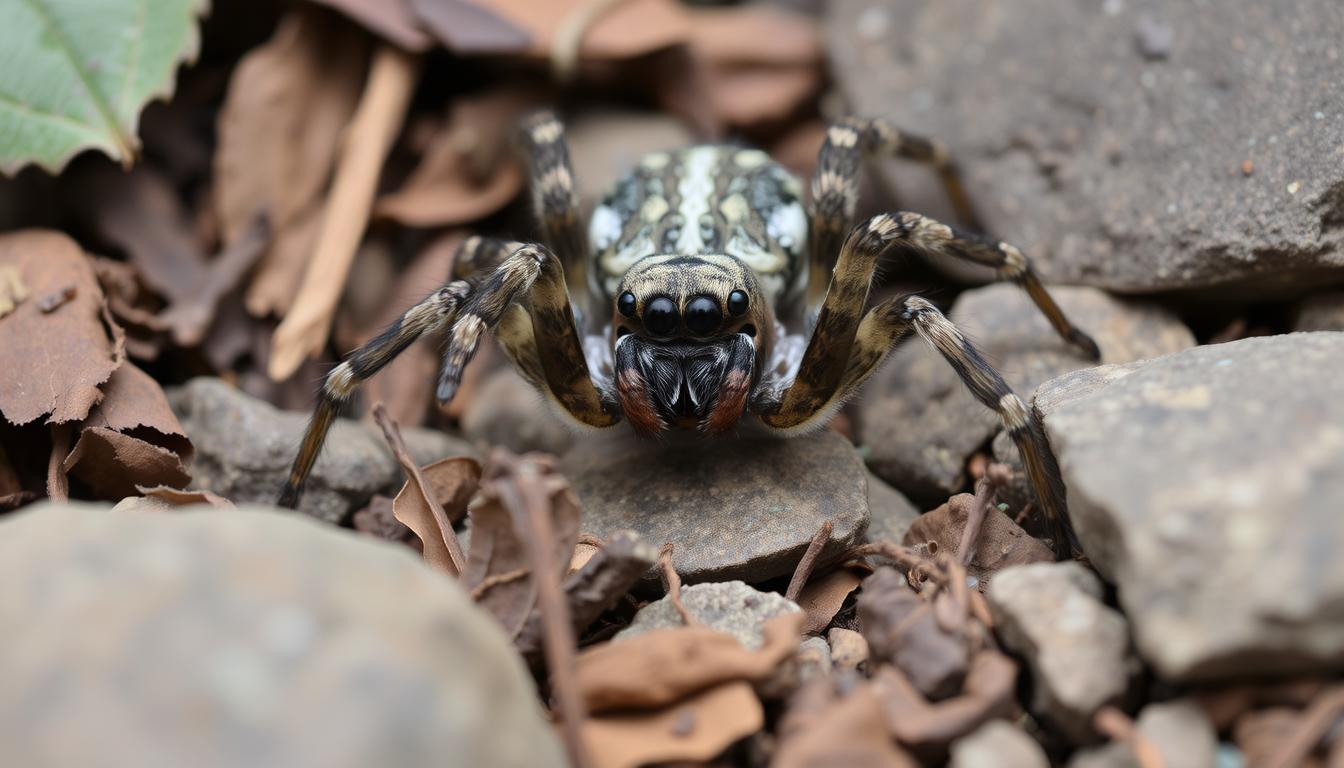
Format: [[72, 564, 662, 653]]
[[0, 0, 208, 175]]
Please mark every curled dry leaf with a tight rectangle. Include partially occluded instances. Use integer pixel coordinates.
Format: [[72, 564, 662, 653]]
[[795, 566, 866, 635], [871, 651, 1020, 757], [775, 676, 918, 768], [576, 612, 805, 713], [0, 230, 123, 426], [465, 453, 581, 637], [583, 681, 764, 768], [859, 568, 969, 700], [63, 428, 190, 499], [903, 494, 1053, 593], [409, 0, 688, 59], [135, 485, 234, 508], [353, 494, 417, 544], [214, 6, 368, 318], [373, 91, 533, 227], [393, 455, 481, 575], [78, 362, 192, 461]]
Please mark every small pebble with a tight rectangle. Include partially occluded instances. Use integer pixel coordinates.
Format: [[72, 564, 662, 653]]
[[1240, 159, 1254, 176]]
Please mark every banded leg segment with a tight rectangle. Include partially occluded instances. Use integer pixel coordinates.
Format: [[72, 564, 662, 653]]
[[437, 243, 617, 428], [519, 111, 590, 313], [807, 117, 978, 307], [278, 282, 471, 508]]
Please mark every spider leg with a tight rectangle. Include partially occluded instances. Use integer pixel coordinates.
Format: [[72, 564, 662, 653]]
[[519, 111, 592, 315], [437, 243, 617, 429], [808, 117, 976, 307], [807, 121, 1099, 360]]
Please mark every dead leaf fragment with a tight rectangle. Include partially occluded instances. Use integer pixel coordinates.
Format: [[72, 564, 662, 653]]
[[0, 231, 123, 425], [392, 454, 480, 576], [584, 681, 764, 768], [873, 651, 1020, 756], [410, 0, 688, 59], [776, 677, 917, 768], [80, 362, 193, 462], [309, 0, 433, 50], [63, 427, 190, 499], [795, 566, 865, 635], [577, 612, 805, 713], [859, 568, 969, 700], [135, 485, 235, 508], [904, 494, 1053, 593]]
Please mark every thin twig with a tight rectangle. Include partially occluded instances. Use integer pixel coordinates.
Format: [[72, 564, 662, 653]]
[[1266, 685, 1344, 768], [957, 464, 1010, 567], [371, 403, 466, 575], [1093, 706, 1164, 768], [469, 568, 530, 600], [498, 455, 592, 768], [46, 423, 71, 502], [268, 45, 421, 380], [550, 0, 632, 81], [659, 542, 698, 626], [785, 519, 833, 602]]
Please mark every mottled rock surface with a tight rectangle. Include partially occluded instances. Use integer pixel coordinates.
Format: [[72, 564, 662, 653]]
[[951, 721, 1049, 768], [859, 285, 1193, 500], [0, 502, 564, 768], [1037, 334, 1344, 680], [615, 581, 801, 650], [170, 377, 475, 524], [864, 471, 921, 545], [987, 562, 1139, 743], [830, 0, 1344, 296], [562, 429, 869, 583]]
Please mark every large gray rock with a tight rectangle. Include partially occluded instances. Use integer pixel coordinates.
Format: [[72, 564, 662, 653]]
[[1037, 333, 1344, 680], [0, 502, 564, 768], [987, 562, 1139, 744], [561, 429, 869, 583], [864, 471, 921, 545], [830, 0, 1344, 296], [170, 377, 476, 524], [859, 285, 1193, 500], [616, 581, 801, 650], [460, 367, 575, 456], [951, 721, 1049, 768]]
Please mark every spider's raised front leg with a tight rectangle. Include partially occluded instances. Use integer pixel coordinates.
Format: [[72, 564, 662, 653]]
[[278, 242, 616, 509], [763, 214, 1079, 558], [806, 118, 1100, 360]]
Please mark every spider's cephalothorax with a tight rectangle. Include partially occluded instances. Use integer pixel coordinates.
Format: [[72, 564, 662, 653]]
[[278, 112, 1101, 558]]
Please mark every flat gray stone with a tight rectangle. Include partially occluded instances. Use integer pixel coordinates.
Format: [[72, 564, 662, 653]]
[[830, 0, 1344, 296], [561, 428, 869, 583], [865, 471, 921, 545], [615, 581, 801, 650], [859, 285, 1193, 501], [1037, 333, 1344, 680], [987, 562, 1139, 744], [460, 367, 574, 456], [169, 377, 476, 524], [0, 502, 564, 768], [951, 721, 1049, 768]]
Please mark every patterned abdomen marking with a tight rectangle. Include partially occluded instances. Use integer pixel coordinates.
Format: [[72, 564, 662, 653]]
[[589, 146, 807, 307]]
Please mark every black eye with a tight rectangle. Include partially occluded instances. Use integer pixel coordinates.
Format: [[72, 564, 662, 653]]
[[684, 296, 722, 335], [727, 290, 749, 317], [643, 296, 678, 336], [617, 291, 637, 318]]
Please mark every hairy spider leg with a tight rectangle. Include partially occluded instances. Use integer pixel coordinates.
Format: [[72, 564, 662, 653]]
[[805, 119, 1100, 360]]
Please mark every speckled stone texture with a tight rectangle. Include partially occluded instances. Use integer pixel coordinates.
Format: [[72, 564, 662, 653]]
[[169, 377, 476, 524], [561, 428, 869, 584], [1037, 333, 1344, 680], [615, 581, 801, 650], [0, 503, 565, 768], [829, 0, 1344, 296]]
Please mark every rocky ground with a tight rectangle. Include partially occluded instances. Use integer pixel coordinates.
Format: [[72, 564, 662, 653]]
[[1, 0, 1343, 766]]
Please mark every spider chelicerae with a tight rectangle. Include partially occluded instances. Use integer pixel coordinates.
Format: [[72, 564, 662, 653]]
[[278, 112, 1100, 557]]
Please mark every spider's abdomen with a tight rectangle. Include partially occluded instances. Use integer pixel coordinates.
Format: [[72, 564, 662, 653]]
[[589, 146, 807, 307]]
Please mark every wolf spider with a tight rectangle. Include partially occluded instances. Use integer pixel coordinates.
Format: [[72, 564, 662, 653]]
[[278, 112, 1100, 557]]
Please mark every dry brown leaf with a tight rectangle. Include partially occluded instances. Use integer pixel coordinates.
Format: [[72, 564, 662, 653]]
[[686, 5, 821, 67], [465, 456, 580, 637], [577, 612, 805, 713], [214, 6, 369, 318], [374, 91, 533, 227], [309, 0, 433, 51], [410, 0, 688, 59], [701, 63, 820, 128], [393, 455, 481, 574], [135, 485, 235, 508], [583, 681, 763, 768], [903, 494, 1053, 593], [776, 678, 917, 768], [795, 566, 865, 636], [79, 362, 193, 461], [0, 231, 123, 426], [872, 651, 1020, 756], [63, 427, 190, 499]]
